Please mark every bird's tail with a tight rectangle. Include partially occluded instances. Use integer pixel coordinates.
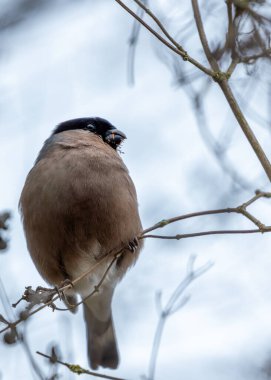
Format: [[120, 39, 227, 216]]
[[83, 294, 119, 370]]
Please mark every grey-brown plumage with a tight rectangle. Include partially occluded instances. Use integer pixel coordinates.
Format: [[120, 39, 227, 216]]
[[19, 118, 143, 370]]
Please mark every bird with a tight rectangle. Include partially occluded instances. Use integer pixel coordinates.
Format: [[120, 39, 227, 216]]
[[19, 117, 143, 370]]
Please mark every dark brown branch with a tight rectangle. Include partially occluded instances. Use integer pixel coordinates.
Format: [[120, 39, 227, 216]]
[[36, 351, 128, 380]]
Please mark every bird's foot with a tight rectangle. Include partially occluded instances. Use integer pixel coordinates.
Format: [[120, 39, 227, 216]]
[[55, 279, 74, 300], [128, 237, 139, 253]]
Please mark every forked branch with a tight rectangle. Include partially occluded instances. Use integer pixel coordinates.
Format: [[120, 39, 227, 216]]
[[114, 0, 271, 181], [0, 191, 270, 335]]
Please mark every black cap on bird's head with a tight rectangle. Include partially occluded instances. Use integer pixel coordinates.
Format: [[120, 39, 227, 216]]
[[53, 117, 126, 150]]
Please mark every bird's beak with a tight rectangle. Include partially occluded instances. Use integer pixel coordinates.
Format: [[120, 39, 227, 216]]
[[105, 129, 127, 147]]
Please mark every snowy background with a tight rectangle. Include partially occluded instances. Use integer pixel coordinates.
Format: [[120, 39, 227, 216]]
[[0, 1, 271, 379]]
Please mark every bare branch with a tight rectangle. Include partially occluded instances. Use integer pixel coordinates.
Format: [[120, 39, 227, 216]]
[[143, 228, 268, 240], [142, 190, 271, 235], [1, 191, 270, 334], [36, 351, 128, 380], [226, 0, 235, 54], [114, 0, 271, 181], [191, 0, 220, 71], [189, 0, 271, 181], [127, 2, 146, 85], [0, 211, 11, 251], [20, 331, 45, 380], [0, 251, 124, 334], [133, 0, 187, 53], [218, 79, 271, 181], [240, 48, 271, 64], [147, 255, 213, 380], [226, 57, 239, 76], [114, 0, 214, 76], [0, 276, 45, 379]]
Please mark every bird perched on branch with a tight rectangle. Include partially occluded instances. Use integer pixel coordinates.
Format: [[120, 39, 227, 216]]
[[20, 117, 143, 370]]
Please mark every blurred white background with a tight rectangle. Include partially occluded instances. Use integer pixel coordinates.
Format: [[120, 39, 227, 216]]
[[1, 1, 271, 379]]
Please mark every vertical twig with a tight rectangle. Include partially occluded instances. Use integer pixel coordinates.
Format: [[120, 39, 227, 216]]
[[191, 0, 271, 181], [147, 256, 213, 380], [218, 80, 271, 182]]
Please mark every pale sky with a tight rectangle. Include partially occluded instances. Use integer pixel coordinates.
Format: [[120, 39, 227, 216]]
[[1, 1, 271, 379]]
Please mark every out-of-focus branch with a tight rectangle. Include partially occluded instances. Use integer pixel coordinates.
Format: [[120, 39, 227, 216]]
[[0, 276, 46, 379], [114, 0, 271, 182], [114, 0, 214, 76], [146, 255, 213, 380], [36, 351, 128, 380], [0, 212, 10, 251], [218, 79, 271, 182], [226, 0, 235, 54], [0, 251, 124, 334], [133, 0, 186, 52], [20, 330, 45, 380], [191, 84, 252, 190], [240, 49, 271, 64], [127, 2, 145, 85], [190, 0, 271, 182], [1, 191, 270, 334], [157, 51, 252, 189]]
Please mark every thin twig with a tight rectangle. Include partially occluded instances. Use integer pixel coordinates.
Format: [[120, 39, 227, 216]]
[[191, 0, 220, 71], [142, 190, 271, 235], [0, 252, 123, 333], [0, 276, 45, 379], [192, 86, 251, 189], [21, 331, 45, 380], [36, 351, 128, 380], [127, 2, 145, 85], [143, 228, 270, 240], [114, 0, 271, 181], [218, 80, 271, 181], [54, 252, 121, 311], [1, 191, 270, 333], [133, 0, 186, 53], [114, 0, 214, 76], [147, 256, 213, 380], [240, 49, 271, 64]]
